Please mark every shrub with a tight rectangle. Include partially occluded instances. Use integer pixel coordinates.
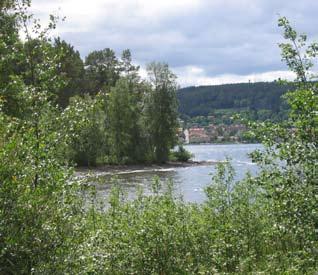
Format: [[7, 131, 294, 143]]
[[171, 145, 193, 162]]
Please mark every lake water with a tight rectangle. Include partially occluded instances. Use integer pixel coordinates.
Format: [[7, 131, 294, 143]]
[[86, 144, 262, 204]]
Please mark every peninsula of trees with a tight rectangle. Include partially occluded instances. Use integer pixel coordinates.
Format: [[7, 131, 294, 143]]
[[1, 14, 179, 166]]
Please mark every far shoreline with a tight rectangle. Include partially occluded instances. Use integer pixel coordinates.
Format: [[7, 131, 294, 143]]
[[183, 142, 260, 145]]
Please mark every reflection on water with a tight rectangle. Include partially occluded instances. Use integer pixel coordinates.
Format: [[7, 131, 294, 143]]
[[83, 144, 262, 204]]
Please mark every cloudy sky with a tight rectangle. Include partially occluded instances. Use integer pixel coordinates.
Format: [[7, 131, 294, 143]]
[[31, 0, 318, 87]]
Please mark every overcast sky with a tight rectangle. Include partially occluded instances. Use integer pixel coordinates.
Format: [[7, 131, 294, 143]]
[[31, 0, 318, 87]]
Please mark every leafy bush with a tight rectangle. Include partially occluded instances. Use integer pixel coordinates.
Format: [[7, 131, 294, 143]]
[[171, 145, 193, 162], [63, 94, 107, 166]]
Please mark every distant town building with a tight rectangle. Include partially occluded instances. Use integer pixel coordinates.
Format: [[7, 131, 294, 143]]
[[184, 129, 189, 144], [188, 127, 210, 143], [182, 123, 247, 144]]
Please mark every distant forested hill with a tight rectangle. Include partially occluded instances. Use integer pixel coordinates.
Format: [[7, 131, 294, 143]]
[[177, 82, 292, 122]]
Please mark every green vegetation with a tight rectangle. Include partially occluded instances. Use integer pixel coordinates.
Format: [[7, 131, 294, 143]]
[[0, 2, 179, 167], [0, 1, 317, 274], [171, 145, 193, 162], [144, 62, 179, 163]]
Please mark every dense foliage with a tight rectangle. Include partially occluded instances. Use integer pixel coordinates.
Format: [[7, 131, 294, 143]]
[[0, 2, 86, 273], [0, 1, 317, 274], [171, 145, 193, 162], [0, 1, 179, 167]]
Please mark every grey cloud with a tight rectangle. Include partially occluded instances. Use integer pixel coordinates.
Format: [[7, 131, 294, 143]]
[[52, 0, 318, 83]]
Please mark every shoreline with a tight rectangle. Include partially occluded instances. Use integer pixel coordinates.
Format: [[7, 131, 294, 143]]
[[75, 160, 218, 175]]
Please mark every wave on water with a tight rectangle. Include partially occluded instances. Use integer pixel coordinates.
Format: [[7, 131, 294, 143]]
[[235, 161, 256, 166], [77, 168, 177, 178], [201, 159, 256, 166], [115, 168, 176, 175], [205, 159, 228, 163]]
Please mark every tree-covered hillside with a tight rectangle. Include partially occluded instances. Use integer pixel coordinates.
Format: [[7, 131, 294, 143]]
[[177, 82, 292, 121]]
